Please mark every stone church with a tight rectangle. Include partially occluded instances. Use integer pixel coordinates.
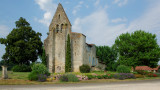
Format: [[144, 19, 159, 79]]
[[44, 3, 105, 73]]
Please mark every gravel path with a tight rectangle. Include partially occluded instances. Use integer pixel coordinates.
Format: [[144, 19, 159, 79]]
[[0, 79, 160, 90]]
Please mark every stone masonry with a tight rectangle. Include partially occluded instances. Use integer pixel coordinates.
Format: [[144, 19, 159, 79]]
[[44, 3, 104, 73]]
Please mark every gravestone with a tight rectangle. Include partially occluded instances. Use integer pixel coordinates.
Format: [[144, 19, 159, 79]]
[[1, 66, 8, 79]]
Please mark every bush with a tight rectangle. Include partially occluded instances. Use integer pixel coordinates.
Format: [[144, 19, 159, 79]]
[[59, 74, 79, 82], [28, 71, 38, 81], [38, 74, 47, 82], [87, 75, 95, 80], [31, 63, 49, 74], [96, 75, 103, 79], [66, 74, 79, 82], [117, 65, 130, 73], [134, 74, 144, 78], [79, 64, 90, 73], [28, 63, 50, 81], [102, 74, 114, 79], [12, 65, 31, 72], [136, 70, 149, 75], [114, 73, 135, 80], [59, 74, 68, 82], [147, 73, 158, 77]]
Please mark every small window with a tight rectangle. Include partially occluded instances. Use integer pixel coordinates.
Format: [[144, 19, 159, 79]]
[[59, 14, 60, 19]]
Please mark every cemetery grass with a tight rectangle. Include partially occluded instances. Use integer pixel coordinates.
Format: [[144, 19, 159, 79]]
[[0, 71, 160, 85]]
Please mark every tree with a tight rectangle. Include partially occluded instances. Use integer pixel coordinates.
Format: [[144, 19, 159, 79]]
[[39, 47, 47, 66], [0, 17, 42, 65], [96, 46, 118, 71], [114, 30, 160, 68], [65, 34, 71, 72]]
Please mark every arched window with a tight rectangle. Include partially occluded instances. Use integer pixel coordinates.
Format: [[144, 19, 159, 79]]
[[61, 24, 64, 33], [59, 14, 60, 19], [56, 24, 59, 33]]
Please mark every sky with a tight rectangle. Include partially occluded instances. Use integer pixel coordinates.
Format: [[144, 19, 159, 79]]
[[0, 0, 160, 64]]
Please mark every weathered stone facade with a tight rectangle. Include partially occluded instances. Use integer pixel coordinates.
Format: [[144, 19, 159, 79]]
[[44, 3, 104, 73]]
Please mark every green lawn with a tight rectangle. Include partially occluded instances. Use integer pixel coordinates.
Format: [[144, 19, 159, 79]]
[[0, 71, 30, 80]]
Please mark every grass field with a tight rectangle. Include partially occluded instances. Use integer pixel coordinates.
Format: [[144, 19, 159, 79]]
[[0, 71, 30, 80]]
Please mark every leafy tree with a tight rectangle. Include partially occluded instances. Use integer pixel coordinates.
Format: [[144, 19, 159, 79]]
[[65, 34, 71, 72], [39, 47, 47, 66], [96, 46, 118, 71], [0, 17, 42, 65], [114, 30, 160, 68]]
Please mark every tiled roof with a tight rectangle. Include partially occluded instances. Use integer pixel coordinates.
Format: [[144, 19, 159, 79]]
[[135, 66, 160, 71]]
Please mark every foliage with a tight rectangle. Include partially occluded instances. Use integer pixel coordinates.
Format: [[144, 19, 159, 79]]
[[114, 73, 136, 80], [0, 17, 42, 65], [76, 75, 88, 80], [12, 65, 31, 72], [65, 34, 71, 72], [102, 74, 114, 79], [135, 70, 149, 75], [96, 75, 103, 79], [66, 74, 79, 82], [134, 74, 144, 78], [28, 71, 38, 81], [0, 60, 15, 71], [86, 75, 96, 80], [38, 74, 47, 82], [79, 64, 91, 73], [28, 63, 49, 81], [31, 63, 49, 75], [114, 30, 160, 68], [96, 46, 118, 71], [59, 74, 68, 82], [117, 65, 131, 73], [147, 73, 158, 77], [39, 47, 47, 66]]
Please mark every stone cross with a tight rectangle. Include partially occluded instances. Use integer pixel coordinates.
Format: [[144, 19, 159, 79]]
[[1, 65, 8, 79]]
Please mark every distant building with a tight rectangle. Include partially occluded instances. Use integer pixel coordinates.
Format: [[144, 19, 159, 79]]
[[44, 3, 105, 73], [133, 66, 160, 72]]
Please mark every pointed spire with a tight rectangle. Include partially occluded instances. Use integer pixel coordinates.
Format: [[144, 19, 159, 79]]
[[49, 3, 71, 30]]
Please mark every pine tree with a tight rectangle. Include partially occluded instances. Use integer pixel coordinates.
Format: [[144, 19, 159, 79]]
[[65, 34, 71, 72]]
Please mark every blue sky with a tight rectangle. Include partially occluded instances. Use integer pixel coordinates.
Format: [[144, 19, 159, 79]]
[[0, 0, 160, 64]]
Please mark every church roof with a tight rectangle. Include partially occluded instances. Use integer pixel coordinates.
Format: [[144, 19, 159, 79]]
[[49, 3, 72, 28]]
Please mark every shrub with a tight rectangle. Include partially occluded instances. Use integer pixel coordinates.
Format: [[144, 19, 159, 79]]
[[66, 74, 79, 82], [31, 63, 49, 75], [136, 70, 149, 75], [12, 65, 31, 72], [28, 63, 50, 81], [38, 74, 47, 82], [28, 71, 38, 81], [147, 73, 158, 77], [134, 74, 144, 78], [114, 73, 135, 80], [87, 75, 95, 80], [79, 64, 90, 73], [117, 65, 130, 73], [76, 75, 88, 80], [102, 74, 114, 79], [96, 75, 102, 79], [59, 74, 68, 82]]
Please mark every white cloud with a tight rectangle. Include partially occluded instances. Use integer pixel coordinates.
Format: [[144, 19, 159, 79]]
[[72, 1, 84, 15], [0, 25, 10, 37], [35, 0, 57, 26], [73, 8, 127, 46], [73, 1, 160, 46], [111, 18, 127, 23], [113, 0, 128, 7], [94, 0, 100, 7]]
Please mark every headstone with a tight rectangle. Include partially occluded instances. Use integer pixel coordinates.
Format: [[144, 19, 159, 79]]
[[1, 66, 8, 79]]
